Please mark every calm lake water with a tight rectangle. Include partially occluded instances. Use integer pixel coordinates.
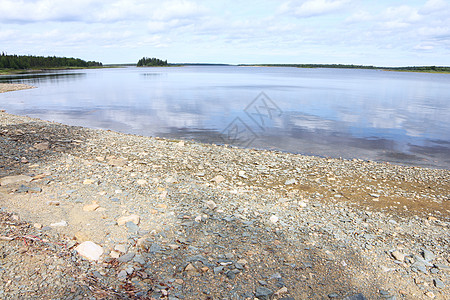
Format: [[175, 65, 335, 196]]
[[1, 66, 449, 169]]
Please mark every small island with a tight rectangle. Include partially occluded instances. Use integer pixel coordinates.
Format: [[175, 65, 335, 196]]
[[136, 57, 168, 67]]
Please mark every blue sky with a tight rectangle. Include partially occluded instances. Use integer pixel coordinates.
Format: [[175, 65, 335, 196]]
[[1, 0, 449, 66]]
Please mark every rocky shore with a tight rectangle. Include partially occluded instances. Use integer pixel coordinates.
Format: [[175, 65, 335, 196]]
[[0, 85, 448, 299]]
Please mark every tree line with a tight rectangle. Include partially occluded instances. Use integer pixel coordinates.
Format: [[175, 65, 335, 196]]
[[0, 53, 103, 70], [137, 57, 168, 67], [239, 63, 450, 72]]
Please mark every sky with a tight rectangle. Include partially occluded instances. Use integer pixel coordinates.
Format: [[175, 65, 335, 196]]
[[1, 0, 449, 66]]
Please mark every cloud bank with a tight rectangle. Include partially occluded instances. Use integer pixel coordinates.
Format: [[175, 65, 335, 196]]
[[0, 0, 449, 65]]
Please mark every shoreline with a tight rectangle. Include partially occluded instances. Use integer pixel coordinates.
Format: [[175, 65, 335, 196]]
[[0, 83, 35, 93], [0, 108, 449, 299]]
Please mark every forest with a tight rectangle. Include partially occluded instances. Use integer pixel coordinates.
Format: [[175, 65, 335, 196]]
[[240, 63, 450, 72], [137, 57, 168, 67], [0, 53, 102, 70]]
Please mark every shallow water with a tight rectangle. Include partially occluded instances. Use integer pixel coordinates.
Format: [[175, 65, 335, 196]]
[[1, 66, 449, 169]]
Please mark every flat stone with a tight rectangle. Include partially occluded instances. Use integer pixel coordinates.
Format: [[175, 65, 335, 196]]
[[33, 142, 49, 150], [0, 175, 32, 186], [50, 220, 67, 227], [184, 263, 197, 273], [83, 179, 96, 185], [118, 252, 135, 263], [108, 158, 127, 167], [206, 200, 217, 210], [211, 175, 225, 183], [114, 244, 127, 253], [422, 249, 435, 261], [343, 294, 367, 300], [434, 264, 450, 271], [117, 214, 140, 226], [83, 202, 100, 212], [110, 250, 120, 258], [136, 179, 147, 185], [284, 179, 298, 185], [126, 221, 139, 233], [391, 250, 405, 262], [75, 241, 104, 261], [133, 255, 146, 265], [270, 215, 279, 224], [434, 278, 445, 289], [255, 286, 273, 300]]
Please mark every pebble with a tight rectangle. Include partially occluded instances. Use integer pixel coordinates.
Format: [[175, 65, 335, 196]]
[[391, 250, 405, 262], [343, 294, 367, 300], [433, 278, 445, 289], [184, 263, 197, 273], [136, 179, 147, 185], [211, 175, 225, 183], [50, 220, 67, 227], [118, 252, 135, 263], [117, 214, 140, 226], [269, 215, 279, 224], [206, 200, 217, 210], [83, 202, 100, 211], [114, 244, 127, 253], [422, 249, 435, 261], [46, 201, 61, 206], [284, 179, 298, 185], [75, 241, 104, 261], [255, 286, 273, 300]]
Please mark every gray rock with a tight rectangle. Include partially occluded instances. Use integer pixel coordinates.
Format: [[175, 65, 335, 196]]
[[411, 264, 428, 273], [126, 221, 139, 233], [422, 249, 435, 261], [328, 293, 339, 298], [343, 294, 367, 300], [434, 278, 445, 289], [413, 255, 433, 267], [434, 264, 450, 271], [149, 243, 161, 254], [117, 270, 128, 280], [213, 266, 224, 274], [118, 252, 135, 263], [255, 286, 273, 300], [258, 280, 268, 286], [133, 255, 146, 265]]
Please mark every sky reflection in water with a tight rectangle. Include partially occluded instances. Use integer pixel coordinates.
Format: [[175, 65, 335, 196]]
[[1, 66, 449, 169]]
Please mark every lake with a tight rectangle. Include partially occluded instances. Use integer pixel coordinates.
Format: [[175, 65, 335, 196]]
[[1, 66, 449, 169]]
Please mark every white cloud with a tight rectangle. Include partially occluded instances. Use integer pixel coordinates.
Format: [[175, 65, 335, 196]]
[[420, 0, 449, 14], [413, 43, 434, 51], [279, 0, 351, 18]]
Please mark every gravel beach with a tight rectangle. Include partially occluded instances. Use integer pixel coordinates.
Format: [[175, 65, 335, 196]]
[[0, 84, 449, 299]]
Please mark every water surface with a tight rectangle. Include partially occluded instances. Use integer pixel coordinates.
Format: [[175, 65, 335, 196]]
[[1, 66, 449, 169]]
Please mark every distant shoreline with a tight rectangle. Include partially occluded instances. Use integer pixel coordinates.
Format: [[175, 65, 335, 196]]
[[238, 64, 450, 74]]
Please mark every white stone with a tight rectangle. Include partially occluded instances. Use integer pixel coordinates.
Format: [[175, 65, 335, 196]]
[[136, 179, 147, 185], [50, 220, 67, 227], [285, 179, 298, 185], [206, 200, 217, 210], [270, 215, 279, 224], [211, 175, 225, 183], [75, 241, 103, 261]]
